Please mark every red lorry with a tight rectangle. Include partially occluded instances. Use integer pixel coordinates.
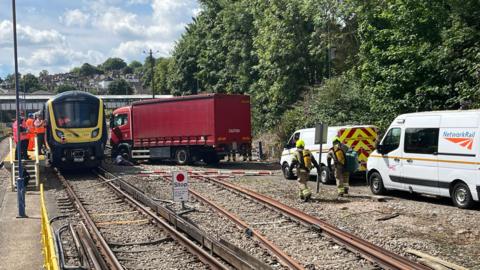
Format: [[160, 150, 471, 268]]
[[110, 94, 252, 165]]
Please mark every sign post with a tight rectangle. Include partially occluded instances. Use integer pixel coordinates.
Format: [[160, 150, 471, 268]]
[[315, 123, 328, 193], [172, 171, 188, 209]]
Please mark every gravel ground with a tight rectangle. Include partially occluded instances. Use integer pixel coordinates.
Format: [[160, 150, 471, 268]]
[[106, 162, 376, 269], [138, 160, 480, 269], [103, 161, 291, 269], [63, 172, 209, 270]]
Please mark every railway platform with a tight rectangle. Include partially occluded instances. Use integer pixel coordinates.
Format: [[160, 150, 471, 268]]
[[0, 145, 58, 270]]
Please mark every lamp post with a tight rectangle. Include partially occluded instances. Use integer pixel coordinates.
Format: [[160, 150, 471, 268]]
[[11, 0, 26, 218]]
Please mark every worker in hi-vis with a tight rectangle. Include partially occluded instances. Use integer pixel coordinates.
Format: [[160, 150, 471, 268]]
[[327, 137, 350, 196], [289, 139, 320, 202]]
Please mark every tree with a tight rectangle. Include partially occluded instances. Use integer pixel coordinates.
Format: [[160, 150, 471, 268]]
[[356, 0, 480, 129], [101, 57, 127, 71], [108, 79, 133, 95], [39, 70, 49, 78], [154, 57, 173, 95], [79, 63, 102, 77], [141, 55, 156, 89], [128, 60, 143, 70], [55, 84, 76, 93], [21, 73, 41, 92]]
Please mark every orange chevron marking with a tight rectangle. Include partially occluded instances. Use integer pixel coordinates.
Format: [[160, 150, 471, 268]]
[[445, 137, 474, 150]]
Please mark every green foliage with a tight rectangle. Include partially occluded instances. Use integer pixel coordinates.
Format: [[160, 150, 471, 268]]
[[55, 84, 76, 93], [356, 0, 480, 129], [128, 60, 143, 70], [154, 57, 174, 95], [277, 74, 368, 143], [21, 73, 42, 92], [108, 79, 133, 95], [79, 63, 103, 77], [101, 57, 127, 71]]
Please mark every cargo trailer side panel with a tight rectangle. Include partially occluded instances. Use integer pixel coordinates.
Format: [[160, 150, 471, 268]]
[[214, 95, 252, 145], [132, 97, 215, 147]]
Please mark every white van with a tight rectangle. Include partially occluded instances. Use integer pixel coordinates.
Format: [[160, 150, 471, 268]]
[[280, 125, 378, 183], [367, 110, 480, 208]]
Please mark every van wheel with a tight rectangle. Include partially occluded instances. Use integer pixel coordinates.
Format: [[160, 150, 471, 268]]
[[175, 148, 190, 165], [282, 163, 295, 180], [319, 166, 334, 184], [369, 172, 386, 195], [452, 182, 475, 209]]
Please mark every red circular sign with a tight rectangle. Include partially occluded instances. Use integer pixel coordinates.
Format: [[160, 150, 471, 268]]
[[176, 173, 185, 182]]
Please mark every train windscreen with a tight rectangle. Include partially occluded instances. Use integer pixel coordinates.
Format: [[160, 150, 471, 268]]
[[53, 100, 99, 128]]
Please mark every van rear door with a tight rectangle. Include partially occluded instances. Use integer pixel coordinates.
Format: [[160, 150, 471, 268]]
[[401, 116, 440, 195]]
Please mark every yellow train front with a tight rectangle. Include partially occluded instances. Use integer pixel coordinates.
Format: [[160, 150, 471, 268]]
[[44, 91, 107, 168]]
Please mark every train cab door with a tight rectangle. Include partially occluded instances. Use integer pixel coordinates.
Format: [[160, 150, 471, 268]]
[[111, 113, 130, 144]]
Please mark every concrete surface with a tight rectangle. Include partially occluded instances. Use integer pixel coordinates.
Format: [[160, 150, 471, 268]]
[[0, 190, 43, 270]]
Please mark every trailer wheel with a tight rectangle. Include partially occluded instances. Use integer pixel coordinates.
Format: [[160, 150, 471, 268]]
[[452, 182, 475, 209], [175, 148, 190, 165]]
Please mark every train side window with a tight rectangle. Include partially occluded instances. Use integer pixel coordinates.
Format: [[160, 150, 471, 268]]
[[113, 114, 128, 127]]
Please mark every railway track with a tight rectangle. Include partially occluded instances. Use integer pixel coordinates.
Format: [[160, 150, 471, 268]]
[[55, 170, 227, 270], [129, 165, 432, 270]]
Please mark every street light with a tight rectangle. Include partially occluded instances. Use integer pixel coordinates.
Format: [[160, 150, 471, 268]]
[[11, 0, 26, 218], [143, 49, 159, 99]]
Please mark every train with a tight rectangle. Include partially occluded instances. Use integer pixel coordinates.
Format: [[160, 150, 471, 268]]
[[44, 91, 107, 168]]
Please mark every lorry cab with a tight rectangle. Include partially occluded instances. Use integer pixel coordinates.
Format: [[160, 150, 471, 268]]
[[110, 106, 132, 157], [280, 125, 378, 184], [367, 110, 480, 209]]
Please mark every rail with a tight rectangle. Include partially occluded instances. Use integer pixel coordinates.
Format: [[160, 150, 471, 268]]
[[97, 167, 274, 270], [40, 184, 60, 270], [196, 175, 432, 270]]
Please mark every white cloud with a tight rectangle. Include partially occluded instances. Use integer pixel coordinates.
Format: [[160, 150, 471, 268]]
[[60, 9, 90, 27], [0, 20, 65, 46], [111, 40, 173, 61], [127, 0, 150, 4], [150, 0, 198, 37], [18, 46, 104, 73], [95, 7, 144, 37]]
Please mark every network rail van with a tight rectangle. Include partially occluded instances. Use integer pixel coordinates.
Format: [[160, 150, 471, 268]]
[[367, 110, 480, 209], [281, 125, 378, 184]]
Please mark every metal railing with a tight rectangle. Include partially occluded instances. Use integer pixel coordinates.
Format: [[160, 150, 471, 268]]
[[40, 184, 59, 270], [9, 136, 40, 190]]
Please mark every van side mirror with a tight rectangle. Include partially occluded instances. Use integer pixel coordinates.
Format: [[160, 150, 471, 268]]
[[109, 116, 114, 129]]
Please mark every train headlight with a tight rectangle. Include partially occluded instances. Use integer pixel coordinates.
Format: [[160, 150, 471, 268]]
[[91, 128, 99, 138], [55, 129, 64, 138]]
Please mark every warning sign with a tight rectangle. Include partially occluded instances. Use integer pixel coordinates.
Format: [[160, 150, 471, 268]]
[[172, 171, 189, 202]]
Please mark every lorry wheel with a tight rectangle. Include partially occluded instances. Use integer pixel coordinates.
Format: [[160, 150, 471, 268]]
[[282, 163, 295, 180], [369, 171, 386, 195], [319, 166, 334, 184], [175, 148, 190, 165], [118, 147, 131, 160], [452, 182, 475, 209]]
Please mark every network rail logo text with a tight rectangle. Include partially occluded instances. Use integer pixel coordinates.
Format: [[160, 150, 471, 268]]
[[443, 131, 475, 150]]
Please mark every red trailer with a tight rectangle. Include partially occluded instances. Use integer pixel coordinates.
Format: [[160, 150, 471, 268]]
[[110, 94, 252, 164]]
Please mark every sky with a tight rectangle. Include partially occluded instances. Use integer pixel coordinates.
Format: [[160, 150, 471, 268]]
[[0, 0, 200, 78]]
